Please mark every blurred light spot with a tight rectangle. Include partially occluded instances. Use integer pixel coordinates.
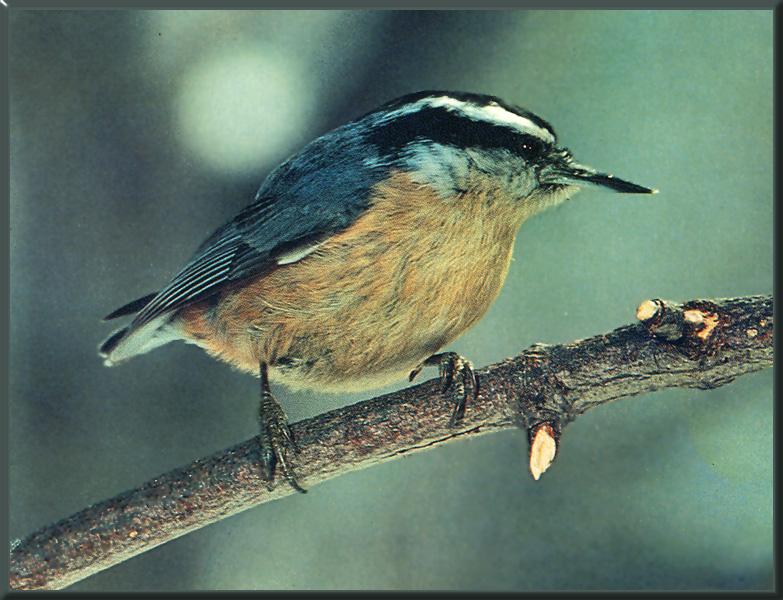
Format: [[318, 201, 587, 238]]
[[177, 47, 313, 176]]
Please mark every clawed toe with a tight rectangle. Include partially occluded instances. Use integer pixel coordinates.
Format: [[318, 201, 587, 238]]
[[411, 352, 478, 426]]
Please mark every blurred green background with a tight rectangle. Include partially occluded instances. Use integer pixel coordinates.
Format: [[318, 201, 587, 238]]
[[9, 10, 773, 592]]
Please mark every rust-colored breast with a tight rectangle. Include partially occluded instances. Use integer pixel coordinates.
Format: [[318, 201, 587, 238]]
[[179, 170, 527, 391]]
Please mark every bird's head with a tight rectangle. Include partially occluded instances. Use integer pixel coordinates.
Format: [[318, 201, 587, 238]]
[[356, 91, 656, 212]]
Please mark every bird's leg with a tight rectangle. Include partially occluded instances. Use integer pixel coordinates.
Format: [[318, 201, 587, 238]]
[[258, 362, 306, 493], [409, 352, 478, 426]]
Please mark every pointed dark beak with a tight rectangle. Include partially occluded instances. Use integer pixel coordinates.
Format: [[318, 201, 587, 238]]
[[542, 152, 658, 195]]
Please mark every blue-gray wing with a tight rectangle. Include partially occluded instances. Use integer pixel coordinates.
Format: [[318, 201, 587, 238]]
[[128, 131, 383, 331]]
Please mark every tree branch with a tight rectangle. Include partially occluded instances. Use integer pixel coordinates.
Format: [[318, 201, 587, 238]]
[[9, 295, 773, 591]]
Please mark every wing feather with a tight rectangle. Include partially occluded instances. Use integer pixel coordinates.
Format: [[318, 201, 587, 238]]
[[123, 125, 384, 333], [130, 227, 241, 327]]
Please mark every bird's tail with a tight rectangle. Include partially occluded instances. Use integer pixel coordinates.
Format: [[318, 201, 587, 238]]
[[103, 292, 158, 321], [99, 326, 130, 357], [99, 292, 181, 366]]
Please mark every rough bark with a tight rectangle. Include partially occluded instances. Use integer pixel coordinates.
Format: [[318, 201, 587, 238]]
[[9, 295, 773, 591]]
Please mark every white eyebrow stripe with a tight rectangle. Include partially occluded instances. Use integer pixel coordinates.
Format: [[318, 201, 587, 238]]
[[382, 95, 556, 144], [427, 97, 555, 143]]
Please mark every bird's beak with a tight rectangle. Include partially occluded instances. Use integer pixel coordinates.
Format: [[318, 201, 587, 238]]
[[542, 152, 658, 195]]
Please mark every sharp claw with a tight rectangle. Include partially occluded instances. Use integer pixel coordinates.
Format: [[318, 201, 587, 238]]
[[409, 367, 422, 382], [287, 474, 308, 494], [275, 452, 307, 493]]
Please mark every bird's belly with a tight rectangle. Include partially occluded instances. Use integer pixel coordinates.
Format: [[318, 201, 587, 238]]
[[182, 244, 514, 391], [178, 172, 523, 391], [267, 257, 511, 392]]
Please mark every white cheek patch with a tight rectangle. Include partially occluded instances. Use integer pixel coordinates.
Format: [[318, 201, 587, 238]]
[[401, 142, 469, 198]]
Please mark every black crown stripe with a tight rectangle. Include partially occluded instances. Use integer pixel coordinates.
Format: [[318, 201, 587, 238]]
[[366, 105, 550, 159]]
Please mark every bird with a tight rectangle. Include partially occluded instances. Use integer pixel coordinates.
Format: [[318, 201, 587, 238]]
[[100, 90, 655, 492]]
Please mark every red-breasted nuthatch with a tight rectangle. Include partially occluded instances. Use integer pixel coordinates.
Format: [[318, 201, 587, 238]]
[[100, 91, 655, 491]]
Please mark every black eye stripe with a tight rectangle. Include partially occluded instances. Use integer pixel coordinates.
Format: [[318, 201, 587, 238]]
[[367, 106, 551, 158]]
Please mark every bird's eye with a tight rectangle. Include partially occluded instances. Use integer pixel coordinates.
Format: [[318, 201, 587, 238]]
[[518, 136, 546, 158]]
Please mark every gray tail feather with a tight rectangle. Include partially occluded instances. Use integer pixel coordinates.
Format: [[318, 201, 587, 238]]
[[103, 292, 158, 321], [100, 292, 170, 367], [99, 314, 182, 367], [99, 327, 129, 359]]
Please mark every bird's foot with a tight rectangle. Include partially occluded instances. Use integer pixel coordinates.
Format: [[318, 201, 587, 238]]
[[258, 365, 306, 494], [409, 351, 478, 426]]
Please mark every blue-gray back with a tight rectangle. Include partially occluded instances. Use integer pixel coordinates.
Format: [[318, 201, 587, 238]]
[[128, 120, 389, 331]]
